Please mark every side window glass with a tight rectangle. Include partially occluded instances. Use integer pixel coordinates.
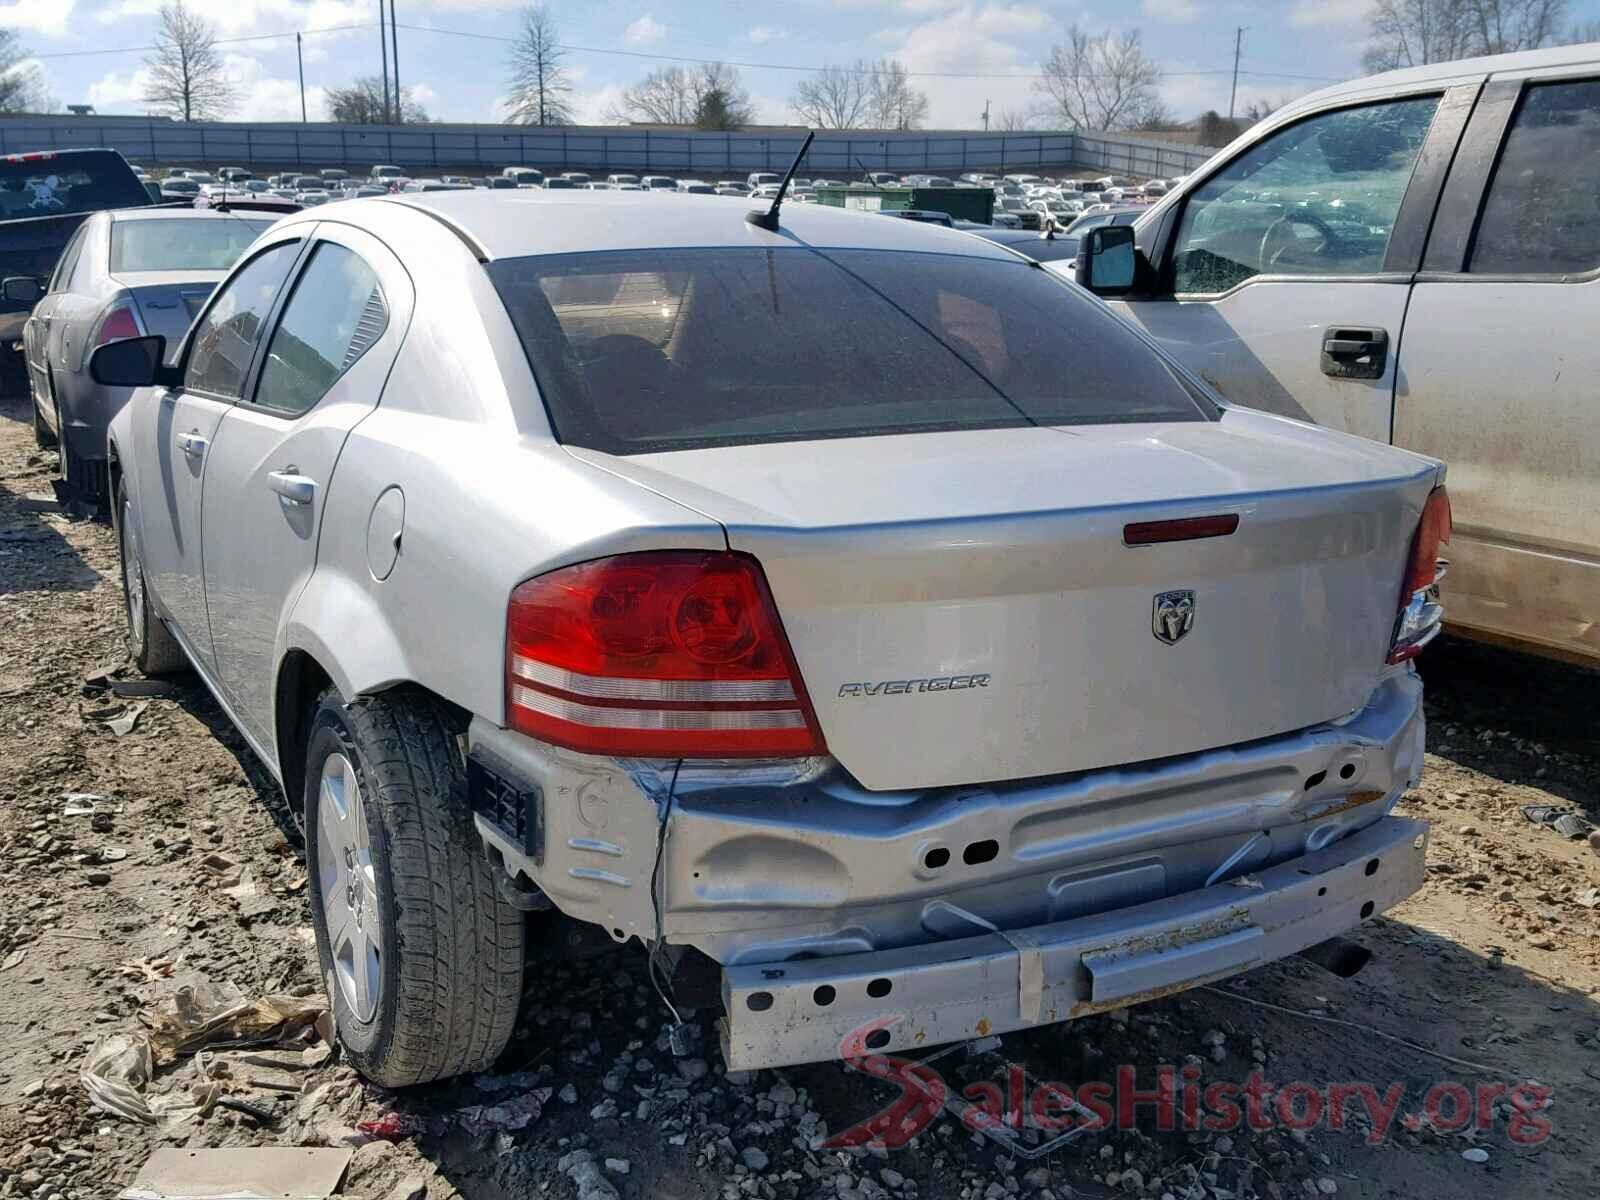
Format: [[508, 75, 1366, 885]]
[[1470, 80, 1600, 275], [253, 242, 387, 417], [1170, 96, 1440, 294], [50, 226, 86, 293], [184, 241, 300, 398]]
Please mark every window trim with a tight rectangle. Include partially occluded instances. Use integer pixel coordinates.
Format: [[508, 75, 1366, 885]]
[[49, 221, 90, 294], [1420, 74, 1600, 283], [177, 234, 310, 402], [243, 237, 389, 421], [1141, 88, 1463, 300]]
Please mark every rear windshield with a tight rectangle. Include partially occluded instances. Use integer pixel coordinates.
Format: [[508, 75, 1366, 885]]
[[489, 247, 1212, 454], [111, 217, 274, 273], [0, 151, 148, 218]]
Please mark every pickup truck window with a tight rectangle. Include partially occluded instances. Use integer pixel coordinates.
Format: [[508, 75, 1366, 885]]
[[0, 151, 148, 218], [491, 247, 1213, 455], [1170, 96, 1439, 294], [1469, 79, 1600, 275]]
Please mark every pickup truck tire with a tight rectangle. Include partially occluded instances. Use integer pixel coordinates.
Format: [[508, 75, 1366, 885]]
[[114, 482, 186, 675], [304, 687, 524, 1087]]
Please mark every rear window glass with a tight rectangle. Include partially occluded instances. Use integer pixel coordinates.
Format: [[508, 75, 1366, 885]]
[[110, 217, 273, 273], [489, 247, 1211, 454], [0, 151, 148, 218]]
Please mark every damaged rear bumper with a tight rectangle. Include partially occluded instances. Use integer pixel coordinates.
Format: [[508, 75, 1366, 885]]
[[719, 815, 1428, 1070]]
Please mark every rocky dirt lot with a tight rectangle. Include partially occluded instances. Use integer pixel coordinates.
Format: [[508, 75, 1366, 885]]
[[0, 389, 1596, 1200]]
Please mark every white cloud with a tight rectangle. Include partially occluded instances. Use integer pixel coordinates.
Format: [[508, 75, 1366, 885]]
[[572, 82, 627, 125], [87, 67, 154, 113], [1288, 0, 1370, 26], [1141, 0, 1200, 22], [623, 14, 666, 46], [873, 4, 1054, 127], [746, 25, 789, 44], [0, 0, 75, 37]]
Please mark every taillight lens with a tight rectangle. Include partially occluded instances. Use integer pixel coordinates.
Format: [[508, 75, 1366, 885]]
[[1388, 486, 1452, 664], [92, 301, 141, 348], [506, 551, 826, 758]]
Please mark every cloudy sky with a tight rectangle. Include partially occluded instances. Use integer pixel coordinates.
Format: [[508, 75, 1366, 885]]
[[11, 0, 1600, 128]]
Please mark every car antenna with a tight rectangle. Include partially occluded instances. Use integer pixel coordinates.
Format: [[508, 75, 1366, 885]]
[[855, 156, 872, 184], [746, 130, 815, 233]]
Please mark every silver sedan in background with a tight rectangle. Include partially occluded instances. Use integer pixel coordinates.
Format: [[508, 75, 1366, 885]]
[[23, 207, 273, 503]]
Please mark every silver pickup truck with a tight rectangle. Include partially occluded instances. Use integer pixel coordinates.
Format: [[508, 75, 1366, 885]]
[[1076, 43, 1600, 668], [99, 188, 1447, 1085]]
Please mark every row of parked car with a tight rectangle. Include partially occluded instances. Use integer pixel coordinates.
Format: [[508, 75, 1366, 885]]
[[3, 41, 1596, 1095]]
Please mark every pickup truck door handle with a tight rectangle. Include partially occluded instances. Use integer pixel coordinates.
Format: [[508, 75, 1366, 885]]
[[1320, 327, 1389, 380], [176, 431, 207, 457], [267, 469, 317, 505]]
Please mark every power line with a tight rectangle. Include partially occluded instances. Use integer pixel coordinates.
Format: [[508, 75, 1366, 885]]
[[395, 21, 1348, 83], [27, 16, 1349, 85]]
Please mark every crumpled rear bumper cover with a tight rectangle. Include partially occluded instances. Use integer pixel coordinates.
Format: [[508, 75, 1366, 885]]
[[718, 815, 1427, 1071]]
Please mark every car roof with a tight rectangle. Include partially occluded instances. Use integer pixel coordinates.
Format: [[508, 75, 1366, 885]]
[[1276, 42, 1600, 122], [375, 189, 1021, 262]]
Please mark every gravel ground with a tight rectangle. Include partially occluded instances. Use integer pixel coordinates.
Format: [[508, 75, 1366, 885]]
[[0, 389, 1597, 1200]]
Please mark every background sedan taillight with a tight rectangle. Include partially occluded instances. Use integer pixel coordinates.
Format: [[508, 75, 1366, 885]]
[[506, 551, 825, 757], [90, 300, 141, 349], [1388, 486, 1452, 664]]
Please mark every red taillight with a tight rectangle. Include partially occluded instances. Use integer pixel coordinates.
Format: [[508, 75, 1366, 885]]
[[92, 302, 141, 347], [1387, 486, 1451, 665], [1123, 513, 1239, 545], [506, 551, 826, 758]]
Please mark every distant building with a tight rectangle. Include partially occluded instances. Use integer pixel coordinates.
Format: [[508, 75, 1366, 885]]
[[66, 104, 96, 116]]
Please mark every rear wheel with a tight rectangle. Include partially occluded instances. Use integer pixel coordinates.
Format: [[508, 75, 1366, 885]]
[[31, 394, 55, 448], [114, 481, 185, 675], [304, 688, 524, 1087]]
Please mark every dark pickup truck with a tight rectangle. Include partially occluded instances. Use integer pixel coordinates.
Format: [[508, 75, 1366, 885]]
[[0, 149, 151, 394]]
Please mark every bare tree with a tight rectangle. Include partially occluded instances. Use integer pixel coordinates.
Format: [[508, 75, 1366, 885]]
[[1570, 17, 1600, 41], [995, 108, 1034, 131], [791, 62, 872, 129], [141, 1, 236, 122], [327, 77, 430, 124], [607, 62, 753, 129], [0, 29, 47, 114], [505, 3, 574, 126], [1363, 0, 1567, 72], [1036, 27, 1164, 132], [868, 59, 928, 131]]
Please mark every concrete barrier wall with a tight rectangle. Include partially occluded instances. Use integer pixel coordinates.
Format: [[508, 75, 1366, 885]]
[[0, 116, 1219, 178]]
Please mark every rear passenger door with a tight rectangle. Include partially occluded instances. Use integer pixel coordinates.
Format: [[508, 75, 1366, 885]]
[[1114, 87, 1473, 443], [200, 225, 411, 751], [1395, 69, 1600, 661]]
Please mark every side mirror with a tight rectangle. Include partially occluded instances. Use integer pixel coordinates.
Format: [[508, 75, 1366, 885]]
[[1, 276, 42, 305], [89, 335, 174, 387], [1074, 225, 1138, 296]]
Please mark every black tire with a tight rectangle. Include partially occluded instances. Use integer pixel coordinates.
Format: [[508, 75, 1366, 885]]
[[113, 481, 186, 675], [304, 687, 524, 1087], [32, 394, 55, 449]]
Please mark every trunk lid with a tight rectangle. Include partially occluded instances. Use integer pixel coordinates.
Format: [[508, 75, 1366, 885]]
[[567, 411, 1441, 791], [116, 270, 223, 359]]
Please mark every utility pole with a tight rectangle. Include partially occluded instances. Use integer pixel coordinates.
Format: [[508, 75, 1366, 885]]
[[981, 99, 990, 131], [389, 0, 401, 123], [296, 32, 306, 123], [379, 0, 392, 123], [1228, 25, 1246, 120]]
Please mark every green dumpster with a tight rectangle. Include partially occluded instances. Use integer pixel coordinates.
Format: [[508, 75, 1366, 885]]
[[815, 185, 995, 225]]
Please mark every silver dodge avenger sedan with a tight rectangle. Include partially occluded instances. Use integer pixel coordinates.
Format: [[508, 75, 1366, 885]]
[[97, 189, 1450, 1086]]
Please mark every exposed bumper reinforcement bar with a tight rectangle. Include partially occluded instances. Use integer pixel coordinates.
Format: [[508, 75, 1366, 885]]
[[719, 815, 1427, 1071]]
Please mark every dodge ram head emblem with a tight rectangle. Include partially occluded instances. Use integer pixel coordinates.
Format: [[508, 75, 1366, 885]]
[[1152, 590, 1195, 645]]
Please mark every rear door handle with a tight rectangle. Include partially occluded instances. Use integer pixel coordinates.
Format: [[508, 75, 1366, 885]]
[[1321, 326, 1389, 380], [177, 431, 207, 457], [267, 469, 317, 505]]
